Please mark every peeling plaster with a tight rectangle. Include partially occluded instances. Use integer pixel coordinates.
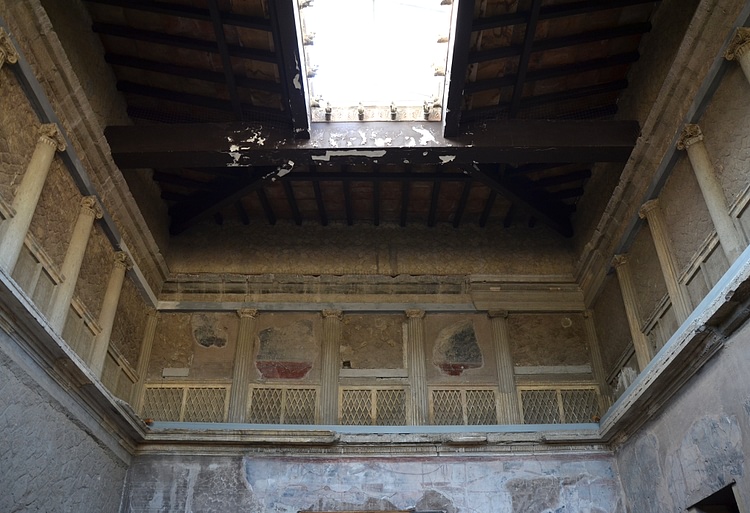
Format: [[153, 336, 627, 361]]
[[412, 126, 436, 145], [439, 155, 456, 164], [312, 150, 387, 161]]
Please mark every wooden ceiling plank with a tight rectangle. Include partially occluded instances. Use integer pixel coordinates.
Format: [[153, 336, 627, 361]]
[[468, 22, 651, 63], [267, 0, 310, 139], [443, 0, 476, 138], [508, 0, 543, 117], [92, 23, 276, 63], [105, 53, 280, 93], [467, 164, 574, 237], [465, 51, 639, 94], [106, 119, 640, 169], [472, 0, 659, 32], [208, 0, 243, 120], [85, 0, 271, 31], [452, 181, 472, 229]]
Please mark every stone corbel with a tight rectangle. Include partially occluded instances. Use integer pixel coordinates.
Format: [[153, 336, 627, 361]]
[[0, 29, 19, 70]]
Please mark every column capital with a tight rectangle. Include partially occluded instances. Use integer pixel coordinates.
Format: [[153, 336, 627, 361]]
[[405, 309, 425, 319], [80, 195, 104, 220], [321, 309, 343, 320], [0, 29, 19, 69], [38, 123, 67, 152], [725, 27, 750, 61], [638, 198, 660, 219], [237, 308, 258, 319], [611, 253, 629, 268], [487, 310, 509, 319], [676, 124, 704, 150], [112, 251, 132, 270]]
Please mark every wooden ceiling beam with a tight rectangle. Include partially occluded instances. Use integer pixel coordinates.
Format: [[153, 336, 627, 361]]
[[310, 165, 328, 227], [442, 0, 475, 137], [106, 119, 640, 169], [86, 0, 271, 31], [468, 22, 651, 63], [373, 166, 381, 227], [208, 0, 243, 120], [428, 166, 442, 228], [472, 0, 659, 32], [282, 180, 302, 226], [400, 167, 411, 228], [92, 23, 276, 63], [452, 181, 472, 229], [256, 189, 276, 226], [508, 0, 543, 117]]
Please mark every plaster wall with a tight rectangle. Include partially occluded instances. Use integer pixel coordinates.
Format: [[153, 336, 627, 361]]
[[122, 450, 625, 513], [110, 275, 148, 368], [0, 344, 128, 513], [627, 226, 667, 321], [341, 314, 404, 370], [616, 320, 750, 512], [508, 312, 590, 368], [592, 274, 631, 379]]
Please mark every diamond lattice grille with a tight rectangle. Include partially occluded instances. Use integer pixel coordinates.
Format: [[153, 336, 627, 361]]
[[561, 389, 599, 423], [248, 387, 283, 424], [142, 387, 183, 421], [341, 389, 372, 425], [521, 390, 560, 424], [184, 387, 226, 422], [432, 389, 463, 425], [375, 389, 406, 425], [284, 388, 317, 424], [466, 389, 497, 425]]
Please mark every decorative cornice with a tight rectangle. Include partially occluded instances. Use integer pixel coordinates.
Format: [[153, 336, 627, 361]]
[[638, 199, 660, 220], [0, 29, 19, 69], [38, 123, 67, 152], [611, 254, 629, 269], [80, 195, 103, 219], [676, 123, 704, 150], [725, 27, 750, 61]]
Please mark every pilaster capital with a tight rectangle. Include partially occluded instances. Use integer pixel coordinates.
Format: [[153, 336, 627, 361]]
[[321, 309, 343, 320], [638, 199, 660, 220], [611, 253, 629, 268], [725, 27, 750, 61], [0, 29, 19, 69], [487, 310, 509, 319], [112, 251, 132, 270], [405, 309, 425, 319], [80, 195, 104, 219], [38, 123, 67, 152], [237, 308, 258, 319], [676, 124, 704, 150]]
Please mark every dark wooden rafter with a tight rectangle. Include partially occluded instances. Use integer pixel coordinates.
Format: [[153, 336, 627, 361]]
[[400, 167, 411, 228], [116, 81, 289, 124], [256, 188, 276, 225], [106, 120, 640, 169], [468, 22, 651, 63], [464, 51, 639, 94], [282, 179, 302, 226], [503, 204, 516, 228], [443, 0, 476, 137], [92, 23, 275, 62], [169, 167, 275, 234], [551, 187, 585, 200], [508, 0, 543, 117], [427, 166, 442, 227], [310, 165, 328, 226], [341, 165, 354, 226], [267, 0, 310, 139], [452, 181, 472, 228], [479, 164, 504, 228], [86, 0, 271, 31], [472, 0, 659, 32], [467, 164, 574, 237], [373, 166, 381, 227], [207, 0, 243, 119], [104, 53, 280, 93], [530, 169, 591, 188], [235, 201, 250, 225]]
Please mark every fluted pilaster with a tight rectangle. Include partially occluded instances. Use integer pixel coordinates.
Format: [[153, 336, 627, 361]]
[[132, 309, 158, 413], [405, 309, 428, 425], [227, 309, 259, 423], [612, 254, 654, 371], [320, 309, 343, 424], [488, 310, 521, 424]]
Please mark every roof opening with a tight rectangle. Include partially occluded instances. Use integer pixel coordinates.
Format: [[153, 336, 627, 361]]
[[297, 0, 455, 122]]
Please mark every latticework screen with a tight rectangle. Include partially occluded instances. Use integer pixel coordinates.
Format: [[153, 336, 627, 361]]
[[430, 388, 499, 425], [142, 384, 229, 422], [246, 386, 317, 424], [519, 386, 600, 424], [340, 387, 407, 426]]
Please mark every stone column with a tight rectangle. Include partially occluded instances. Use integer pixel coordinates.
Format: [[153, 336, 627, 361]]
[[583, 310, 612, 411], [677, 124, 745, 262], [227, 308, 259, 423], [639, 199, 692, 323], [131, 309, 158, 413], [320, 309, 343, 425], [612, 254, 654, 371], [725, 27, 750, 85], [48, 196, 103, 334], [0, 124, 66, 272], [89, 251, 131, 378], [488, 311, 521, 424], [406, 309, 428, 425], [0, 29, 19, 70]]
